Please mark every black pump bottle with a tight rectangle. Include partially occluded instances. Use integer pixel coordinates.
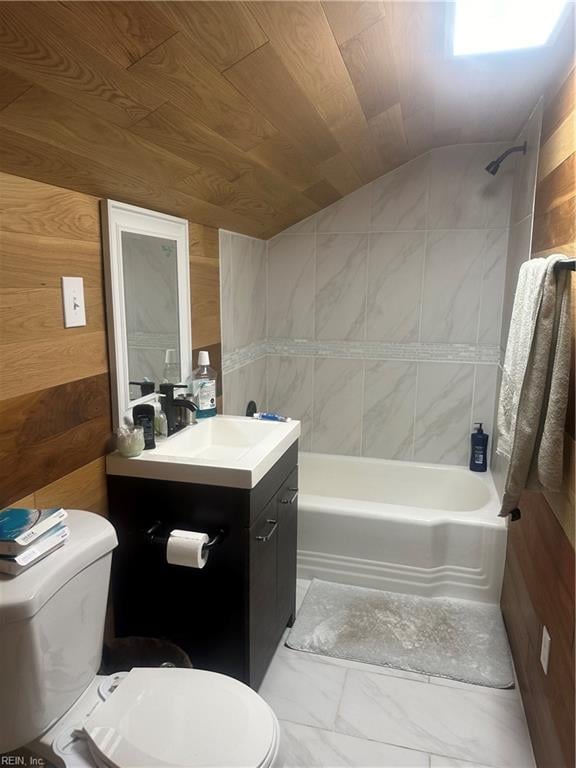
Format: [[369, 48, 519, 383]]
[[469, 422, 488, 472]]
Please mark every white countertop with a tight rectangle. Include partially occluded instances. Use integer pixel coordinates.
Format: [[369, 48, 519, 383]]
[[106, 415, 300, 489]]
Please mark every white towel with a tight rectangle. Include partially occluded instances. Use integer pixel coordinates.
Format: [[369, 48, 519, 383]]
[[497, 254, 572, 517]]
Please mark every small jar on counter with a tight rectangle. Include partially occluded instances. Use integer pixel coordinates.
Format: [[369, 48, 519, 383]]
[[116, 425, 145, 458]]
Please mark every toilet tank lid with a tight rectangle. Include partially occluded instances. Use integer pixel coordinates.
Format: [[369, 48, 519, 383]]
[[0, 510, 118, 625]]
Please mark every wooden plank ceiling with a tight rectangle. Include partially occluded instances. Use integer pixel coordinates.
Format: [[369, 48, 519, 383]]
[[0, 1, 573, 238]]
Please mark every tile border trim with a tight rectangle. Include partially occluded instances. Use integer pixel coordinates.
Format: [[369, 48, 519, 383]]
[[223, 339, 500, 374]]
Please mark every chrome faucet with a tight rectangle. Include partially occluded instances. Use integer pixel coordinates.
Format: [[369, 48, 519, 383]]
[[158, 383, 198, 436]]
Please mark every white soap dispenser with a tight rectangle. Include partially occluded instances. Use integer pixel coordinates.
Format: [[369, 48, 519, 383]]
[[162, 348, 180, 383], [154, 394, 168, 440], [190, 350, 217, 418]]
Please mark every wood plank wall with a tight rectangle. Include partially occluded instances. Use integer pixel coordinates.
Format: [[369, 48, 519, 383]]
[[500, 65, 575, 768], [0, 171, 221, 515]]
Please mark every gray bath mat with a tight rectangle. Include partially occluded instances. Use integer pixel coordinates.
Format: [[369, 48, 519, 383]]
[[286, 579, 514, 689]]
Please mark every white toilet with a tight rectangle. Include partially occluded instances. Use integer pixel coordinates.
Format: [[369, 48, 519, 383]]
[[0, 510, 279, 768]]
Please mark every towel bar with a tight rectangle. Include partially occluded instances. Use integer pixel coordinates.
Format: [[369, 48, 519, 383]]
[[555, 259, 575, 271]]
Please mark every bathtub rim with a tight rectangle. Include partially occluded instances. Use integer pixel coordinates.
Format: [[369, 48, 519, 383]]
[[298, 451, 505, 528]]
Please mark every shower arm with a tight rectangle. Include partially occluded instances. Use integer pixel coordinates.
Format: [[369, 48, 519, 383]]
[[493, 141, 527, 165]]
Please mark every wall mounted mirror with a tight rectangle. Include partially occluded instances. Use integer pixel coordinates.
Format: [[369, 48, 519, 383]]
[[102, 200, 191, 429]]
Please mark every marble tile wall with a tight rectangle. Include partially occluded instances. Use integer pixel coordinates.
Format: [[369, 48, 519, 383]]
[[499, 100, 543, 353], [220, 141, 535, 465], [263, 143, 512, 463], [262, 355, 498, 459], [220, 230, 268, 417], [492, 100, 543, 496]]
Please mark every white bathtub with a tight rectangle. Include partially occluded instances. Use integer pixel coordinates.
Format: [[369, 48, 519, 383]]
[[297, 453, 507, 603]]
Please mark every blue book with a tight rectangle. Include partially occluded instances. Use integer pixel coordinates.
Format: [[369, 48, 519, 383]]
[[0, 523, 70, 576], [0, 507, 67, 555]]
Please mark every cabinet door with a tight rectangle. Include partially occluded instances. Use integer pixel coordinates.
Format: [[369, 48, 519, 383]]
[[249, 501, 280, 688], [277, 468, 298, 629]]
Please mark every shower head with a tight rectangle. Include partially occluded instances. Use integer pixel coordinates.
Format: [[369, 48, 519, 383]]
[[485, 141, 527, 175], [485, 159, 500, 175]]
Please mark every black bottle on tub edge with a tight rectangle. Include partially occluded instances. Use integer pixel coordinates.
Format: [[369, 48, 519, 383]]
[[132, 403, 156, 450], [470, 422, 488, 472]]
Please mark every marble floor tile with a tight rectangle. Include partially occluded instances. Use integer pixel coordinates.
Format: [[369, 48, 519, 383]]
[[335, 670, 534, 768], [428, 674, 518, 697], [276, 721, 429, 767], [259, 649, 347, 730], [429, 756, 493, 768]]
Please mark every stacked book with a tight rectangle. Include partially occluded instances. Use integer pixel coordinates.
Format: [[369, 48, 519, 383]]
[[0, 507, 69, 576]]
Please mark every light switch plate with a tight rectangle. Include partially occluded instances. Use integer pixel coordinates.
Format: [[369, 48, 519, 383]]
[[540, 625, 551, 674], [62, 276, 86, 328]]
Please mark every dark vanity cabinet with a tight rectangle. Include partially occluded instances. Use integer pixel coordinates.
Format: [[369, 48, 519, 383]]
[[107, 442, 298, 689], [249, 465, 298, 686]]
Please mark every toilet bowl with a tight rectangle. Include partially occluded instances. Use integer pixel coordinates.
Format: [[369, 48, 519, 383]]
[[0, 510, 279, 768]]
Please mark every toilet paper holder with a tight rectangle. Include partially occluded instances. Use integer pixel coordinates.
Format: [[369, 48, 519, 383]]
[[145, 522, 225, 554]]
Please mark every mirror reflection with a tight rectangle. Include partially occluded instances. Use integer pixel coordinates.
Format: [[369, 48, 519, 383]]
[[122, 231, 181, 401]]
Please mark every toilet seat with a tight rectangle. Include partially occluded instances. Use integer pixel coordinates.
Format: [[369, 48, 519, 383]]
[[82, 667, 279, 768]]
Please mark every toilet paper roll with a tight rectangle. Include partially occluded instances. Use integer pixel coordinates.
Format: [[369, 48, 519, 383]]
[[166, 529, 209, 569]]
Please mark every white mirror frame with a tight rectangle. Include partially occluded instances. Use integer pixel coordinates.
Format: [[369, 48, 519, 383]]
[[101, 200, 191, 430]]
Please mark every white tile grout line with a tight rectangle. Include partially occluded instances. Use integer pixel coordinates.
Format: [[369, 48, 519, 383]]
[[359, 358, 367, 457], [475, 235, 487, 349], [412, 164, 432, 462], [313, 225, 318, 342], [417, 155, 431, 345], [218, 231, 229, 412], [309, 226, 318, 452], [265, 237, 270, 343], [411, 362, 420, 461], [470, 364, 478, 439], [359, 202, 371, 457]]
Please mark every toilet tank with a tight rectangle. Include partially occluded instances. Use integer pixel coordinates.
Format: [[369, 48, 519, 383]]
[[0, 509, 118, 753]]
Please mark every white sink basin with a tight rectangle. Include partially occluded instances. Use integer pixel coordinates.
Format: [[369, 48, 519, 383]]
[[106, 415, 300, 489]]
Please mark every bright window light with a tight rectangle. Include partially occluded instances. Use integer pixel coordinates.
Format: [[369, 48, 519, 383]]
[[453, 0, 568, 56]]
